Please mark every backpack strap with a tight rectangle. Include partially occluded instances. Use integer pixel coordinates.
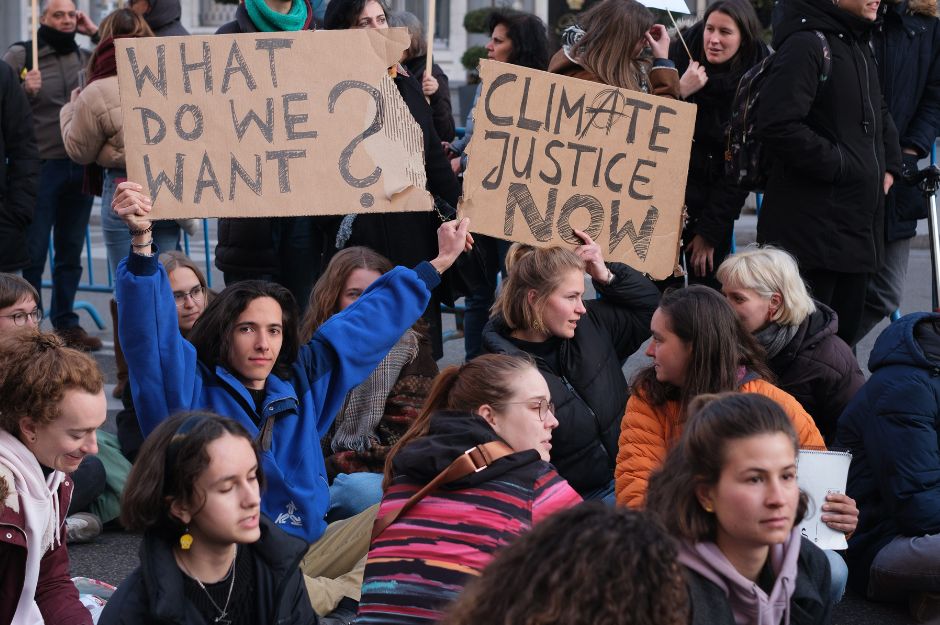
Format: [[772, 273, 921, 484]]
[[811, 31, 832, 83], [371, 441, 515, 541]]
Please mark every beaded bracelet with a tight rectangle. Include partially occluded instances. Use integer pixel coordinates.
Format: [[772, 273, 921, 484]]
[[129, 224, 153, 237]]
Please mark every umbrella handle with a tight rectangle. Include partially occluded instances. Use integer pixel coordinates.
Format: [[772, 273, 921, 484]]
[[666, 10, 694, 63]]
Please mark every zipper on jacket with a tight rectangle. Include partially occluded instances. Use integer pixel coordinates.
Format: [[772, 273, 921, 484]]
[[856, 40, 882, 257], [560, 376, 601, 431]]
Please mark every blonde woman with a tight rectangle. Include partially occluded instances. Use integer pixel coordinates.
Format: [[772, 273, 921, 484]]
[[482, 230, 660, 501], [717, 245, 864, 444]]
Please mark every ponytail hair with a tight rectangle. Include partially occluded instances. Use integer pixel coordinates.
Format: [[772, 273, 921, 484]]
[[382, 353, 536, 489]]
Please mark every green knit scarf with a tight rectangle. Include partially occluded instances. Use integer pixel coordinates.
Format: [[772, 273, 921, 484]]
[[245, 0, 308, 32]]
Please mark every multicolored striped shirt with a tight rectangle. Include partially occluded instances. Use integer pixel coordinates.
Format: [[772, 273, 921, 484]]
[[356, 463, 581, 624]]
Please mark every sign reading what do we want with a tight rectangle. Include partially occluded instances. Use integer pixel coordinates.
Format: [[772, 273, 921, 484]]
[[459, 60, 695, 280], [116, 29, 432, 220]]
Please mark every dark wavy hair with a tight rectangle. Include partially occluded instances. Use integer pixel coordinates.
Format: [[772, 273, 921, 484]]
[[323, 0, 390, 29], [632, 285, 772, 415], [186, 280, 300, 380], [487, 9, 550, 71], [120, 412, 264, 541], [440, 503, 689, 625], [646, 393, 809, 543]]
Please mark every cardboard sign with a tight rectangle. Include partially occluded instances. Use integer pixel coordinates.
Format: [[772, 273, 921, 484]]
[[797, 449, 852, 550], [458, 60, 695, 279], [116, 30, 431, 219]]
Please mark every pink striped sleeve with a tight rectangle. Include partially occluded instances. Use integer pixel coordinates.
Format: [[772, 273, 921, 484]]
[[531, 467, 582, 525]]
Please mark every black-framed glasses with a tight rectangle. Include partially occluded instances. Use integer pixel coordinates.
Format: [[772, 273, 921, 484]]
[[172, 285, 204, 307], [493, 399, 555, 422], [0, 308, 42, 326]]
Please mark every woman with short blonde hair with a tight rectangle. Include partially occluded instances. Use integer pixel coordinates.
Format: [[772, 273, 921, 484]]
[[717, 245, 864, 443]]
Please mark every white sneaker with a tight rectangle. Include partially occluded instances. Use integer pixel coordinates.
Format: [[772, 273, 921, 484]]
[[65, 512, 102, 544]]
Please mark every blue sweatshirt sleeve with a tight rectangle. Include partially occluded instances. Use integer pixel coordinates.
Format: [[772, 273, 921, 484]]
[[296, 261, 440, 437], [115, 251, 201, 436]]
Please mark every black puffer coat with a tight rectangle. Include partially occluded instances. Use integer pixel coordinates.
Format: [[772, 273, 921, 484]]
[[837, 313, 940, 595], [0, 60, 39, 272], [875, 0, 940, 242], [755, 0, 902, 274], [99, 516, 316, 625], [481, 263, 659, 495], [764, 302, 865, 444]]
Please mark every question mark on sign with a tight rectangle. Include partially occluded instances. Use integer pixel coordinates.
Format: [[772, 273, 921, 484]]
[[328, 80, 384, 208]]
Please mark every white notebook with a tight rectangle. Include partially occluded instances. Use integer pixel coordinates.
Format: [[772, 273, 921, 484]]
[[797, 449, 853, 550]]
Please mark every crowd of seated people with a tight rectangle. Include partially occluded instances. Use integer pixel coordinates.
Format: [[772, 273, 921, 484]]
[[1, 0, 938, 623]]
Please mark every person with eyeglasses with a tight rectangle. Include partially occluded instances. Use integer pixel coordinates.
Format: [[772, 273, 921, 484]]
[[0, 272, 112, 547], [0, 274, 43, 331], [113, 251, 213, 464], [481, 234, 661, 504], [357, 353, 581, 625]]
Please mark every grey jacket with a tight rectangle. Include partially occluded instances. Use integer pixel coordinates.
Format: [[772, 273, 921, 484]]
[[3, 41, 89, 159]]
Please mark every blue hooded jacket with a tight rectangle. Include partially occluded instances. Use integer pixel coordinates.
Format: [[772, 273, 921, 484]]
[[116, 251, 439, 543], [836, 312, 940, 594]]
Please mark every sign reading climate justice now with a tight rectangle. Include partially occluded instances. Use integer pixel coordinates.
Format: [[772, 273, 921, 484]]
[[458, 60, 695, 280], [115, 29, 432, 219]]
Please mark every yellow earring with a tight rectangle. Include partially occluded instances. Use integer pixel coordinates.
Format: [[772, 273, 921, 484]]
[[704, 504, 713, 513], [180, 528, 193, 550]]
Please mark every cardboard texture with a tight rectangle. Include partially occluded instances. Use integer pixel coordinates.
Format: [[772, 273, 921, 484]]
[[457, 60, 694, 280], [115, 29, 431, 219]]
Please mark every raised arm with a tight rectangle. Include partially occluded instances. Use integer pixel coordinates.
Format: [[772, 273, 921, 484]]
[[574, 229, 660, 360], [113, 182, 201, 435], [298, 218, 472, 436]]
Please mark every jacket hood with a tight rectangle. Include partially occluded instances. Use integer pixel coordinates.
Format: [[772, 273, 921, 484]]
[[778, 301, 839, 361], [391, 410, 540, 488], [143, 0, 183, 32], [884, 0, 938, 17], [773, 0, 877, 46], [868, 312, 940, 372]]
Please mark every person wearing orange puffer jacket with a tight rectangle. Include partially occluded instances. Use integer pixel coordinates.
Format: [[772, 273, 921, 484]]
[[615, 286, 824, 509], [615, 286, 860, 605]]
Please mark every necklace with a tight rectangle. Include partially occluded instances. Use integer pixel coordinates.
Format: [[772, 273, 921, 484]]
[[178, 546, 237, 625]]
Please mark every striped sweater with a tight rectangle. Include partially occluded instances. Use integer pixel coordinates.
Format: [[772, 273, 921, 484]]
[[356, 411, 582, 624]]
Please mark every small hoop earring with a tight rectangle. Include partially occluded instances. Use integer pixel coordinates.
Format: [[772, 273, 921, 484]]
[[704, 504, 714, 513]]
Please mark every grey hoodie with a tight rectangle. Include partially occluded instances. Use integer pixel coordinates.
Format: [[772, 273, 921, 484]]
[[679, 531, 832, 625], [679, 529, 802, 625]]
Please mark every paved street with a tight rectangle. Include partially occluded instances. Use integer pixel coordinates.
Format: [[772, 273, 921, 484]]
[[58, 205, 933, 623]]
